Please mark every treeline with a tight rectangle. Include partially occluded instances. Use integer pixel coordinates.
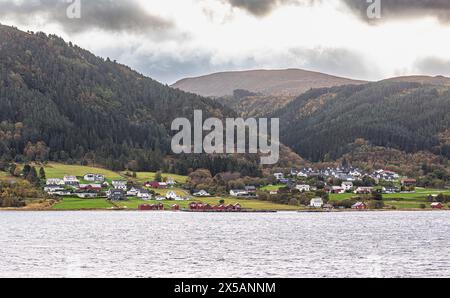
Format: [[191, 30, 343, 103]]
[[273, 82, 450, 162], [0, 161, 46, 186], [186, 168, 266, 195], [0, 162, 45, 207]]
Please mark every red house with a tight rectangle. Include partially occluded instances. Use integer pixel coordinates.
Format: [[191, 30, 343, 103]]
[[172, 204, 180, 211], [352, 202, 367, 210], [431, 202, 444, 209], [189, 202, 200, 210], [138, 204, 154, 211], [401, 179, 417, 187], [145, 181, 160, 188], [138, 203, 164, 211], [78, 184, 102, 192]]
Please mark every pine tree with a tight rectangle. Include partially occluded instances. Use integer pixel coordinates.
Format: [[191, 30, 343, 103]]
[[155, 171, 163, 182], [39, 167, 46, 180], [22, 165, 31, 177], [26, 166, 39, 185]]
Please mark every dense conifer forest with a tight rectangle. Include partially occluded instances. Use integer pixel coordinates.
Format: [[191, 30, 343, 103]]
[[0, 25, 257, 173], [272, 82, 450, 162]]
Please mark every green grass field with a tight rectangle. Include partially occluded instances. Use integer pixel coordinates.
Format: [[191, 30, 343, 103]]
[[122, 171, 188, 184], [43, 163, 123, 180], [260, 184, 285, 191], [40, 163, 188, 184], [52, 197, 115, 210]]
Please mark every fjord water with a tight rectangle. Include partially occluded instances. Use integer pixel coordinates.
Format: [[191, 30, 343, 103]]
[[1, 211, 449, 278]]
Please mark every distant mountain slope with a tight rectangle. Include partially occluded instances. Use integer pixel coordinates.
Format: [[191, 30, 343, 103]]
[[172, 69, 367, 98], [383, 75, 450, 86], [272, 82, 450, 162]]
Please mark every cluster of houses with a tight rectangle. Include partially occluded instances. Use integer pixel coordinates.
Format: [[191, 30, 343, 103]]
[[229, 186, 257, 198], [307, 197, 366, 210], [44, 173, 186, 202], [308, 197, 368, 210], [190, 186, 258, 199], [273, 168, 417, 195], [286, 168, 402, 182]]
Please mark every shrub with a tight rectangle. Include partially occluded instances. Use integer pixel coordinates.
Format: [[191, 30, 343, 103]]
[[368, 200, 384, 210]]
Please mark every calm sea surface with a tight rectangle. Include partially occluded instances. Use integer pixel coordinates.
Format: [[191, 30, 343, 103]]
[[1, 211, 449, 278]]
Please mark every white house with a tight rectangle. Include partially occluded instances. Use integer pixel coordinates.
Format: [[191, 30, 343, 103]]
[[52, 190, 72, 196], [310, 198, 324, 208], [330, 186, 345, 194], [76, 192, 97, 199], [354, 187, 373, 194], [297, 172, 308, 178], [127, 187, 139, 197], [166, 177, 176, 186], [159, 182, 169, 188], [274, 173, 284, 180], [112, 180, 127, 190], [137, 189, 152, 200], [44, 185, 64, 193], [341, 182, 354, 191], [63, 176, 79, 186], [166, 191, 179, 200], [83, 173, 105, 182], [229, 189, 249, 197], [349, 170, 362, 177], [46, 178, 65, 186], [296, 184, 311, 192], [193, 190, 211, 197]]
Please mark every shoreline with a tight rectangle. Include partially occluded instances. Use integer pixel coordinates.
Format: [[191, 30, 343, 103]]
[[1, 208, 448, 212]]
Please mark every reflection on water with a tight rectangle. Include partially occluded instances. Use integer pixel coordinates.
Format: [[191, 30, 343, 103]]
[[1, 211, 449, 278]]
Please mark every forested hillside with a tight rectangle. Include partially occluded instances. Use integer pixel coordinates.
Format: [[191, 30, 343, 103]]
[[273, 82, 450, 162], [0, 24, 245, 172]]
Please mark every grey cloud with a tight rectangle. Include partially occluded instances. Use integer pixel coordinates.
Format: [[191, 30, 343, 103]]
[[414, 57, 450, 76], [0, 0, 173, 35], [342, 0, 450, 23], [100, 45, 375, 84], [288, 47, 377, 80], [224, 0, 316, 17], [101, 48, 258, 84]]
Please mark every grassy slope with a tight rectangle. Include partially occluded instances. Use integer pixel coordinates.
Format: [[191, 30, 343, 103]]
[[42, 163, 188, 184], [260, 184, 285, 191], [43, 163, 123, 180], [122, 171, 188, 184]]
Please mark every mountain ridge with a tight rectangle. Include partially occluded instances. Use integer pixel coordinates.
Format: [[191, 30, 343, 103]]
[[172, 68, 367, 98]]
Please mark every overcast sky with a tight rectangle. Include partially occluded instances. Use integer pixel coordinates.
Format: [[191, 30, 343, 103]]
[[2, 0, 450, 84]]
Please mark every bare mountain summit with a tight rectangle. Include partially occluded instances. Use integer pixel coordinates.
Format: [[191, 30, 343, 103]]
[[172, 69, 367, 97]]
